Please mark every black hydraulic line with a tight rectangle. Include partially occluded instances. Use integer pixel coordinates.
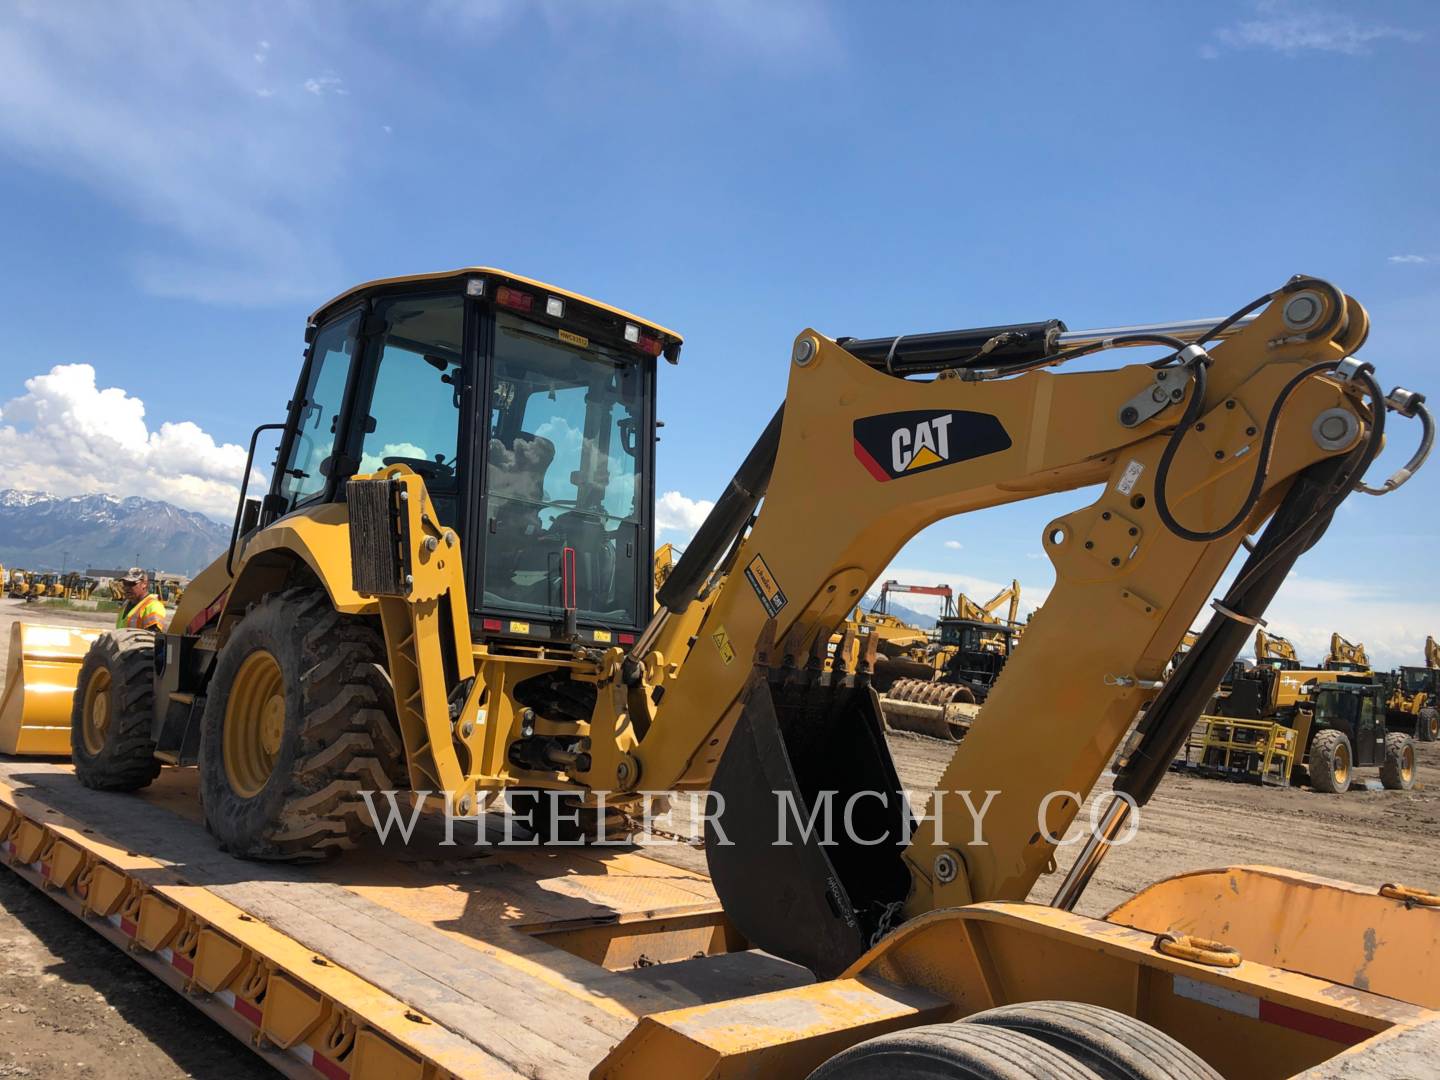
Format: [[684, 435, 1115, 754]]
[[656, 405, 785, 614], [1116, 450, 1360, 806], [839, 320, 1066, 375]]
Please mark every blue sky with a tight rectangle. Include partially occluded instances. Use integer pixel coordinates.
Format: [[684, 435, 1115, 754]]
[[0, 1, 1436, 665]]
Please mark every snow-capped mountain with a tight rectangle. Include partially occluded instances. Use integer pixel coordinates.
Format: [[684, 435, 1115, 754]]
[[0, 490, 229, 576]]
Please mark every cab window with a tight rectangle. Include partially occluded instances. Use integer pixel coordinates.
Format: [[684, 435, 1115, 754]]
[[355, 295, 465, 526], [277, 312, 359, 510]]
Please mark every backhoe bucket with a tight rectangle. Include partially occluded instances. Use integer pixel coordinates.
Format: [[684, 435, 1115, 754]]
[[706, 665, 912, 979], [0, 622, 99, 755]]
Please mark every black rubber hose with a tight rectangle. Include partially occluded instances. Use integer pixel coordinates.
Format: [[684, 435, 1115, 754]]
[[656, 405, 784, 614], [1116, 445, 1369, 805]]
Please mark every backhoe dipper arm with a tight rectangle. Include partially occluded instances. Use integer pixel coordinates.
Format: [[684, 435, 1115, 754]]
[[599, 279, 1394, 963]]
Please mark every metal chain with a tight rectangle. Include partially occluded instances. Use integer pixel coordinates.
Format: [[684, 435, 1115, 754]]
[[868, 900, 906, 947]]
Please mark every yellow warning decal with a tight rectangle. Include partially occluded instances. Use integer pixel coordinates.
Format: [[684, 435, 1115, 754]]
[[744, 554, 788, 618], [593, 629, 612, 643], [509, 620, 530, 634], [712, 625, 736, 665], [558, 328, 589, 349]]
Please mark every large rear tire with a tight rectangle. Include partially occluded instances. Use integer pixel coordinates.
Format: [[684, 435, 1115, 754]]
[[807, 1022, 1101, 1079], [70, 631, 162, 791], [1417, 706, 1439, 743], [961, 1001, 1221, 1080], [1380, 732, 1416, 791], [1308, 729, 1352, 794], [198, 588, 406, 861]]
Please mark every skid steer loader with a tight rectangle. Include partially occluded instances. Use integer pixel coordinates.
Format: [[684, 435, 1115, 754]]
[[18, 267, 1440, 1076]]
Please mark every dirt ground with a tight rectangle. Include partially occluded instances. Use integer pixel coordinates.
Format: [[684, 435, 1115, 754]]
[[0, 596, 1436, 1077]]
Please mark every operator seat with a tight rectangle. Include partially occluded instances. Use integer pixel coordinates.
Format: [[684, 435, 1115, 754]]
[[486, 432, 556, 601]]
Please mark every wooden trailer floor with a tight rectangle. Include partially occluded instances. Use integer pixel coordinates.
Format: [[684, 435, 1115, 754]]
[[0, 759, 812, 1079]]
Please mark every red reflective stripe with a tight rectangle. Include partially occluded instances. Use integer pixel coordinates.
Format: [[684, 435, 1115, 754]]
[[186, 589, 229, 635], [233, 997, 263, 1025], [313, 1052, 350, 1080], [853, 438, 891, 482], [1258, 1000, 1374, 1046]]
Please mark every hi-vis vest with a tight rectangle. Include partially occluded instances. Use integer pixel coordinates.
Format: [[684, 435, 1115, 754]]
[[118, 593, 167, 631]]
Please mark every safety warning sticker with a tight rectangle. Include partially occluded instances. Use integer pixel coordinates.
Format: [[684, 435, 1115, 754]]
[[712, 625, 736, 665], [744, 554, 788, 618]]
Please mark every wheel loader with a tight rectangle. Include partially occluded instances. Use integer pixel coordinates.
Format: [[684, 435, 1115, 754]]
[[1380, 635, 1440, 742], [3, 268, 1440, 1078]]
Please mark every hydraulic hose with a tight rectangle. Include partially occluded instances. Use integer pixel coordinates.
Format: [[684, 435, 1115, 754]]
[[655, 405, 784, 614]]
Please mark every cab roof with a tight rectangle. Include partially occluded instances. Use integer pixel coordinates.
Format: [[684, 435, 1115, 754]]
[[309, 266, 683, 345]]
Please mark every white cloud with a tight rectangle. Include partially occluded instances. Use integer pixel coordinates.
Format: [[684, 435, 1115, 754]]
[[656, 490, 714, 537], [0, 364, 253, 521], [1389, 254, 1431, 265], [943, 540, 963, 551], [303, 74, 348, 96], [1212, 1, 1422, 56], [0, 5, 356, 305]]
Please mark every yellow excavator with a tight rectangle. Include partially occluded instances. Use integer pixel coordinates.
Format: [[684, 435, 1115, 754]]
[[1326, 631, 1371, 671], [4, 269, 1439, 1077], [1254, 627, 1301, 668]]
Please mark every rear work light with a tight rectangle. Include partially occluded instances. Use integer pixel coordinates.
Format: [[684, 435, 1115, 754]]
[[495, 286, 535, 313]]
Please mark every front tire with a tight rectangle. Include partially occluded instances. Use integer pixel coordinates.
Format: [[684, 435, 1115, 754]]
[[71, 631, 161, 791], [1308, 729, 1352, 794], [1417, 706, 1438, 743], [1380, 733, 1416, 791], [198, 588, 406, 861]]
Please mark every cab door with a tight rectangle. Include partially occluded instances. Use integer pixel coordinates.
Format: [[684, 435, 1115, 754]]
[[1354, 690, 1384, 766]]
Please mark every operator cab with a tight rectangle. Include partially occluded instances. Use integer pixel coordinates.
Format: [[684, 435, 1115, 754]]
[[936, 617, 1017, 656], [259, 268, 680, 643], [1397, 666, 1437, 696]]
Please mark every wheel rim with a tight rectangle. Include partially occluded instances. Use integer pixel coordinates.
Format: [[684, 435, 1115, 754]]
[[1401, 745, 1415, 785], [1429, 715, 1439, 741], [223, 650, 286, 798], [81, 667, 113, 755], [1334, 743, 1350, 787]]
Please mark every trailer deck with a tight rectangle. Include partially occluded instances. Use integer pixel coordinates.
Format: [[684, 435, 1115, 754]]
[[0, 759, 810, 1079]]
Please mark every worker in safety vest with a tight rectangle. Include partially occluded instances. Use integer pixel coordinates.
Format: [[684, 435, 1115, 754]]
[[116, 567, 167, 631]]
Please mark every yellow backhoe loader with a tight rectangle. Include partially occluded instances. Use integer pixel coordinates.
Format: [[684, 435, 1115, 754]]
[[4, 269, 1439, 1078]]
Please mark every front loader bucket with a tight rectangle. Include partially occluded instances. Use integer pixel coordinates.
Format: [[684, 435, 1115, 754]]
[[0, 622, 99, 755], [706, 664, 912, 979]]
